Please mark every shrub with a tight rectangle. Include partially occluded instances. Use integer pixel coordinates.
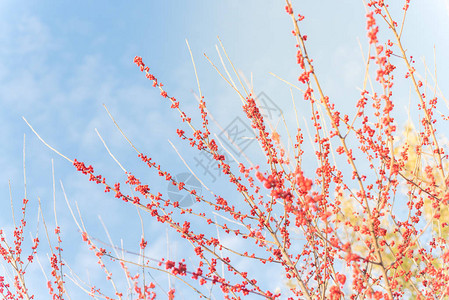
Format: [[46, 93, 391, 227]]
[[2, 1, 449, 299]]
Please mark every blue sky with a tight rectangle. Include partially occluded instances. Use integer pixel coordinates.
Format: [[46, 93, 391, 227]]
[[1, 1, 449, 298]]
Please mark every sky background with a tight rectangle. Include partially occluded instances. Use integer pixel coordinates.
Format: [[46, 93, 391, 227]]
[[1, 1, 449, 299]]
